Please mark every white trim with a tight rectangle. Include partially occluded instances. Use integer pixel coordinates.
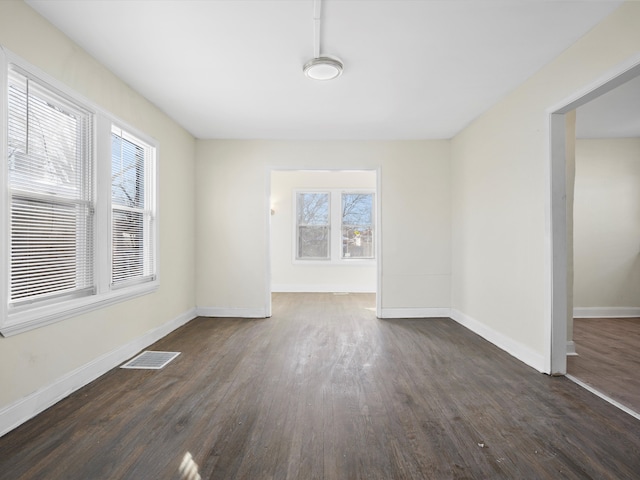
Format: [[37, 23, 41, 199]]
[[546, 53, 640, 376], [574, 307, 640, 318], [546, 112, 569, 375], [264, 166, 272, 317], [375, 166, 382, 318], [0, 307, 197, 437], [1, 281, 158, 337], [566, 374, 640, 422], [450, 309, 546, 373], [0, 46, 9, 330], [378, 307, 451, 319], [272, 284, 375, 293], [566, 340, 577, 356], [196, 306, 269, 318]]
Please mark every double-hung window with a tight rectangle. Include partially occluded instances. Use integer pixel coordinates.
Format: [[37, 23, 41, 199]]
[[7, 66, 94, 307], [341, 193, 374, 259], [111, 127, 156, 287], [296, 192, 330, 259], [295, 190, 375, 263], [1, 49, 158, 336]]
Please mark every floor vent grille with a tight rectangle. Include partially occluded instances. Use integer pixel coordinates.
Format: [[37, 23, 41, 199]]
[[120, 351, 181, 370]]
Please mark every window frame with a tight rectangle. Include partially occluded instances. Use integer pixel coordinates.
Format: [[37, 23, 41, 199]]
[[110, 125, 157, 288], [7, 66, 95, 308], [293, 188, 376, 266], [340, 192, 375, 260], [295, 191, 331, 261], [0, 48, 159, 337]]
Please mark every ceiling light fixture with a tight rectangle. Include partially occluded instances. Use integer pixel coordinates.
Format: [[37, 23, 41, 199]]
[[303, 56, 343, 81], [303, 0, 343, 81]]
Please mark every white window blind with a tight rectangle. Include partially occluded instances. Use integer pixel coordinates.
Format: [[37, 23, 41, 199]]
[[111, 127, 155, 286], [7, 67, 94, 306]]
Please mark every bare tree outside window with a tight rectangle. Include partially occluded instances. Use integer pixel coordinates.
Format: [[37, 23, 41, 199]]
[[296, 192, 330, 259], [342, 193, 374, 259], [111, 129, 152, 285]]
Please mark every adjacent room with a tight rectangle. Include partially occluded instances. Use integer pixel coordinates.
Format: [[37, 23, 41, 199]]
[[0, 0, 638, 478], [566, 76, 640, 414]]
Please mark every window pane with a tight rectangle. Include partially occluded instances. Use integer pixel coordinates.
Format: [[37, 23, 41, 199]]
[[111, 134, 145, 208], [7, 68, 94, 306], [8, 76, 90, 199], [111, 127, 155, 286], [298, 226, 329, 259], [112, 209, 144, 283], [297, 192, 329, 225], [11, 196, 93, 302], [296, 192, 330, 259], [342, 193, 374, 259]]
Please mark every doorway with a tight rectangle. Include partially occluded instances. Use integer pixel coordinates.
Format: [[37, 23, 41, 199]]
[[548, 58, 640, 378], [267, 169, 380, 315]]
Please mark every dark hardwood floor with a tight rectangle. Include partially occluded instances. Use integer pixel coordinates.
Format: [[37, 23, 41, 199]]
[[1, 293, 640, 479], [567, 317, 640, 415]]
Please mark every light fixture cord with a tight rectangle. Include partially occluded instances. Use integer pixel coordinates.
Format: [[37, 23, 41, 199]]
[[313, 0, 321, 58]]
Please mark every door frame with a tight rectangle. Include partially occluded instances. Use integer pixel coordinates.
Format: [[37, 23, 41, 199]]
[[265, 167, 382, 317], [546, 55, 640, 374]]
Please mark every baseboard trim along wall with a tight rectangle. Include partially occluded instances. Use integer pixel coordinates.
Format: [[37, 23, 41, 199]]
[[0, 308, 197, 438], [196, 306, 270, 318], [271, 284, 376, 293], [378, 307, 451, 318], [566, 340, 577, 356], [450, 309, 546, 373], [574, 307, 640, 318]]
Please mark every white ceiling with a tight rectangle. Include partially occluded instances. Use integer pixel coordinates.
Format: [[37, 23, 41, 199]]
[[26, 0, 624, 140]]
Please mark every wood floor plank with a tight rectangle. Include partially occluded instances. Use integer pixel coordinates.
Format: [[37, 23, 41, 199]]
[[568, 317, 640, 413], [1, 293, 640, 479]]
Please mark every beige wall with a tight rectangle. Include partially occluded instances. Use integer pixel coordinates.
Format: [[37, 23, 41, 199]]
[[451, 1, 640, 371], [195, 140, 451, 314], [574, 138, 640, 309], [271, 170, 377, 293], [0, 1, 196, 410]]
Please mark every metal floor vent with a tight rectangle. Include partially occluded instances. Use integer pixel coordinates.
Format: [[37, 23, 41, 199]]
[[120, 351, 181, 370]]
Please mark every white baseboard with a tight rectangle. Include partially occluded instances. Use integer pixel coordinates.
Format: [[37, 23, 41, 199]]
[[566, 340, 578, 356], [271, 284, 376, 293], [0, 307, 197, 438], [378, 307, 451, 319], [450, 309, 546, 373], [574, 307, 640, 318], [196, 306, 269, 318]]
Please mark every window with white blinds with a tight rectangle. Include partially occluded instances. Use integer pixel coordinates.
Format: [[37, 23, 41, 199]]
[[111, 127, 155, 286], [7, 67, 94, 306], [1, 49, 159, 336]]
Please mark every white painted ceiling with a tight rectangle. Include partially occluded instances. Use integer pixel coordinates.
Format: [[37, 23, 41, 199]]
[[26, 0, 624, 140]]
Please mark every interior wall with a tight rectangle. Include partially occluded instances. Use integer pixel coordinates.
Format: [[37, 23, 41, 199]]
[[450, 1, 640, 372], [573, 138, 640, 310], [0, 1, 196, 411], [195, 140, 451, 316], [271, 170, 377, 293]]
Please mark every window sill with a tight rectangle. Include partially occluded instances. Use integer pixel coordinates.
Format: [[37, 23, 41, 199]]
[[293, 258, 376, 267], [0, 281, 159, 337]]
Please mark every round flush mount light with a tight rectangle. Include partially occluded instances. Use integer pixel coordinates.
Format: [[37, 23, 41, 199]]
[[303, 56, 343, 81]]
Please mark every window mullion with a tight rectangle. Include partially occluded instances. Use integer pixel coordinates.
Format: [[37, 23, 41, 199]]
[[94, 114, 111, 295], [332, 190, 342, 262]]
